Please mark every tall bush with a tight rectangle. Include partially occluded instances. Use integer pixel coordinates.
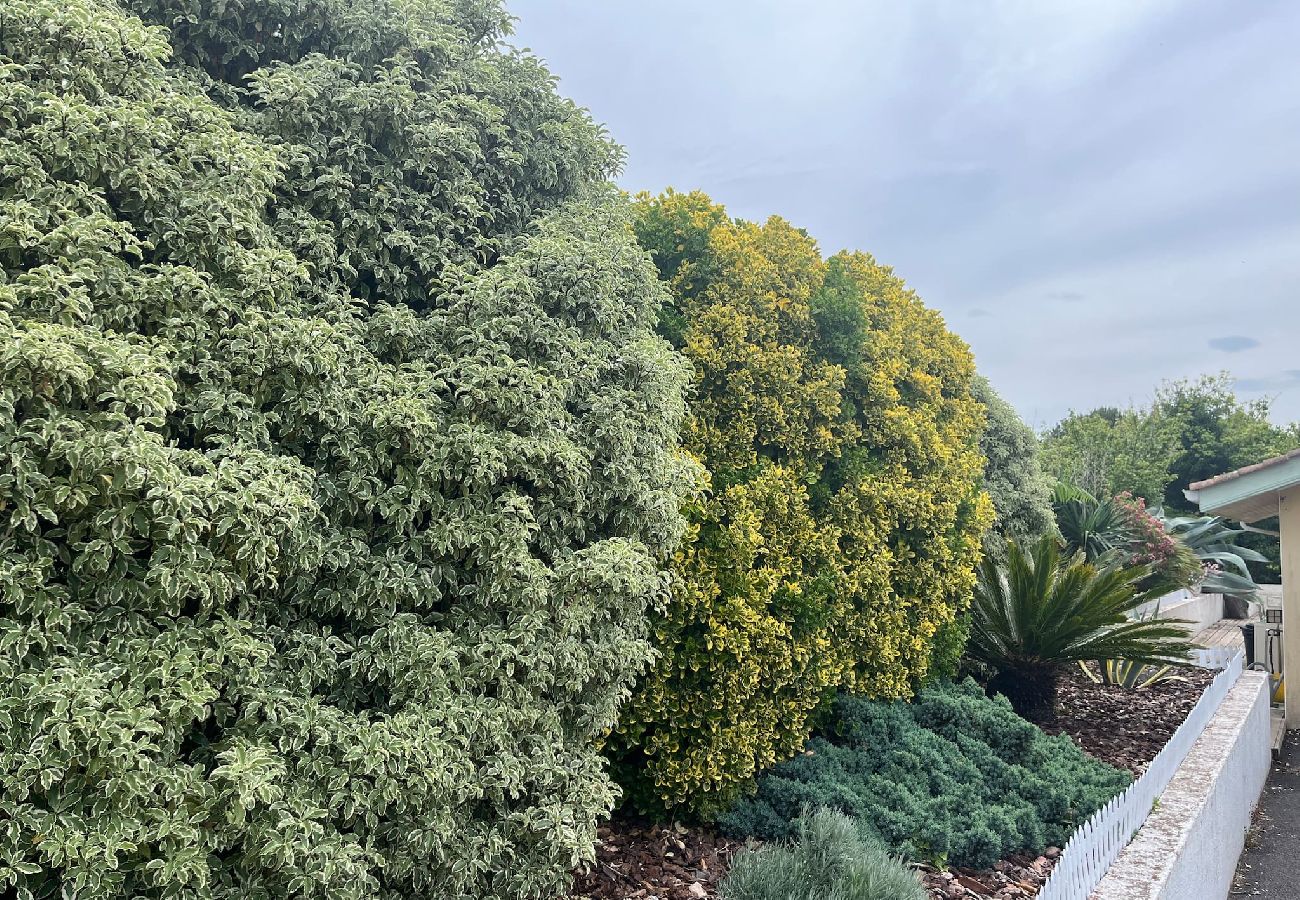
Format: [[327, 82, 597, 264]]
[[0, 2, 691, 898], [971, 376, 1055, 554], [609, 191, 991, 816]]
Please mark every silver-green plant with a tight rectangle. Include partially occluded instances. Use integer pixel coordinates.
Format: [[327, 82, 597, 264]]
[[1152, 510, 1269, 596], [719, 809, 926, 900]]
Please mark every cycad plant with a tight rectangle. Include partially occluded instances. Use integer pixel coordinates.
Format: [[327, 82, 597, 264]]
[[1051, 483, 1134, 561], [968, 536, 1193, 719]]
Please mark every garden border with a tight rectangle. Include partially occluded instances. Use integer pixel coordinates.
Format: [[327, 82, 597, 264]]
[[1035, 648, 1246, 900], [1089, 667, 1270, 899]]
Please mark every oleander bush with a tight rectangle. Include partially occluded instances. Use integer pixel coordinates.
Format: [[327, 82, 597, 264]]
[[1053, 486, 1200, 594], [718, 808, 925, 900], [717, 681, 1130, 869], [609, 190, 993, 817], [0, 2, 693, 898], [1112, 492, 1202, 592]]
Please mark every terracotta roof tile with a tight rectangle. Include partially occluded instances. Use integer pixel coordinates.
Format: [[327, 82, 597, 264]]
[[1188, 447, 1300, 491]]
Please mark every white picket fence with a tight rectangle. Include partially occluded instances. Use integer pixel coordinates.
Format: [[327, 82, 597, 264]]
[[1035, 647, 1245, 900]]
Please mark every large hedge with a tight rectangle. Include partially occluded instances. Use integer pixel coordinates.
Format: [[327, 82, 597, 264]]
[[609, 191, 992, 816], [0, 2, 692, 899], [718, 682, 1130, 869]]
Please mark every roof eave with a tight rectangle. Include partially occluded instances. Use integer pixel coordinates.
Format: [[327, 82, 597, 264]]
[[1185, 453, 1300, 523]]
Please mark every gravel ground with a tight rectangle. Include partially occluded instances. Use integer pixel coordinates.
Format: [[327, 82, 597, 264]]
[[1232, 729, 1300, 898]]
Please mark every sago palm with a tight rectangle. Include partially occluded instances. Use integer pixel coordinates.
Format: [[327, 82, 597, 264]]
[[968, 535, 1193, 719], [1051, 482, 1133, 562]]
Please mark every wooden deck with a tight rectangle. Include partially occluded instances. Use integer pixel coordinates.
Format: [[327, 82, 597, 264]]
[[1195, 618, 1247, 653], [1195, 617, 1288, 753]]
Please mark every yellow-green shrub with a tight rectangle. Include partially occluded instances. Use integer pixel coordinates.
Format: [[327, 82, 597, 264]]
[[609, 191, 992, 816]]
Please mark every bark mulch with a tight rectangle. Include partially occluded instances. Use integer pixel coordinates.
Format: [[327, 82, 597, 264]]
[[568, 820, 737, 900], [570, 665, 1217, 900], [1034, 663, 1216, 777]]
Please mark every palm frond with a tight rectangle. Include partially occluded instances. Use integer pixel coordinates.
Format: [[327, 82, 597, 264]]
[[969, 535, 1194, 674], [1052, 490, 1135, 562], [1149, 508, 1270, 598]]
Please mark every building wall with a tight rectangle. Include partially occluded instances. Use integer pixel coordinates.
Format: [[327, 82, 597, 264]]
[[1281, 490, 1300, 727]]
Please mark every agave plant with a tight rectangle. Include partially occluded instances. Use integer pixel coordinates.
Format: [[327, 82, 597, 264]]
[[968, 535, 1193, 719], [1151, 510, 1268, 597], [1079, 658, 1189, 690], [1079, 600, 1191, 690]]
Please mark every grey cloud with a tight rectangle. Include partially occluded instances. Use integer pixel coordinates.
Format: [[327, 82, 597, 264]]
[[1044, 290, 1084, 303], [512, 0, 1300, 426], [1236, 371, 1300, 392], [1208, 335, 1261, 353]]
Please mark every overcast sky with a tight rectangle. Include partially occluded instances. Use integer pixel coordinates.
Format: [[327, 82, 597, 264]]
[[510, 0, 1300, 429]]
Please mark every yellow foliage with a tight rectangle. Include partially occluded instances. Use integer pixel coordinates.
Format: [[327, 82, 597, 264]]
[[610, 191, 992, 816]]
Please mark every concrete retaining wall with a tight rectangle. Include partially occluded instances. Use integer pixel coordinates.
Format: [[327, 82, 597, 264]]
[[1132, 589, 1225, 635], [1090, 670, 1271, 900]]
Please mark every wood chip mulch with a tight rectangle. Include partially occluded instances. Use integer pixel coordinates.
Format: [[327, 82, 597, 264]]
[[1033, 663, 1216, 776], [568, 820, 737, 900], [570, 665, 1216, 900]]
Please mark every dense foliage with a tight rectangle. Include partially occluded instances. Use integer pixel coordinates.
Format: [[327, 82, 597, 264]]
[[717, 682, 1129, 869], [967, 537, 1192, 718], [972, 376, 1055, 556], [1040, 375, 1298, 580], [718, 809, 925, 900], [0, 2, 693, 898], [609, 191, 992, 817], [1040, 406, 1176, 504], [1052, 486, 1221, 595]]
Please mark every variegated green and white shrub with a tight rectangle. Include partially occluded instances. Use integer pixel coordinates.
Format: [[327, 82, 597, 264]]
[[0, 2, 692, 898]]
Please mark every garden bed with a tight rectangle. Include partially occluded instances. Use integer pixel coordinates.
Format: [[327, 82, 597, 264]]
[[570, 664, 1217, 900], [1034, 663, 1217, 776]]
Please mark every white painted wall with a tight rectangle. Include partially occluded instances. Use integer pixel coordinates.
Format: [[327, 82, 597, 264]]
[[1091, 671, 1271, 900], [1133, 589, 1225, 636]]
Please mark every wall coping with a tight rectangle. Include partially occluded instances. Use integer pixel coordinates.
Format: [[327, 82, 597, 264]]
[[1089, 670, 1271, 900]]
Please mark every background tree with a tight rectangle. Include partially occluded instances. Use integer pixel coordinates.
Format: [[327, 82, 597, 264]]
[[1039, 406, 1178, 502], [972, 376, 1055, 555], [1041, 374, 1299, 581], [0, 2, 692, 898], [1153, 374, 1298, 512]]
